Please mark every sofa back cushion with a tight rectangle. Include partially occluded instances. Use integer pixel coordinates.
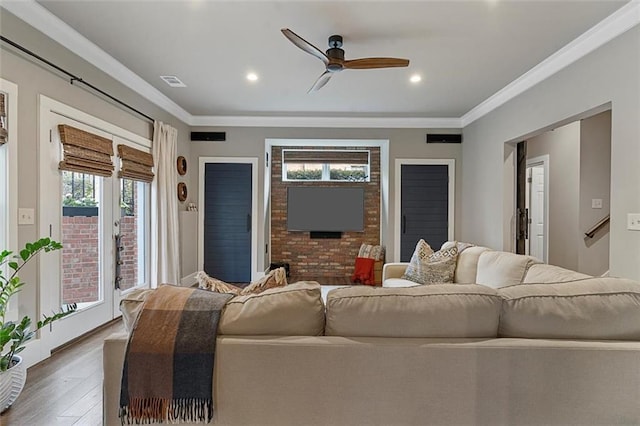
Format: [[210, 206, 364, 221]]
[[498, 277, 640, 340], [452, 246, 492, 283], [523, 263, 591, 283], [219, 281, 325, 336], [476, 251, 541, 288], [325, 284, 502, 338]]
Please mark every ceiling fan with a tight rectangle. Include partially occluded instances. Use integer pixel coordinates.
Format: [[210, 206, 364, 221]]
[[281, 28, 410, 92]]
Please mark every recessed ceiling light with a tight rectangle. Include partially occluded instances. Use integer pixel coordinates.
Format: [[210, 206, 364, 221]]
[[410, 74, 422, 83], [160, 75, 186, 88], [246, 72, 258, 82]]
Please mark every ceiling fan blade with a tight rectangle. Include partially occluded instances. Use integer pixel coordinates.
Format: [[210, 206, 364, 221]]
[[281, 28, 329, 65], [308, 71, 333, 93], [343, 57, 410, 69]]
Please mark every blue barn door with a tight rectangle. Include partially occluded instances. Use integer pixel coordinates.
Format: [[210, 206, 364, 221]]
[[203, 162, 252, 282]]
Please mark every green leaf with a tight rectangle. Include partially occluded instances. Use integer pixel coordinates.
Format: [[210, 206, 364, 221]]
[[19, 249, 30, 261], [8, 261, 18, 270]]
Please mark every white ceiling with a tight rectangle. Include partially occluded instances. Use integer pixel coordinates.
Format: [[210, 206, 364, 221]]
[[4, 1, 637, 126]]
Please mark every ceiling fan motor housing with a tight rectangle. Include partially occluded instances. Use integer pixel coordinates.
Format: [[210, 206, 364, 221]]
[[326, 35, 345, 71]]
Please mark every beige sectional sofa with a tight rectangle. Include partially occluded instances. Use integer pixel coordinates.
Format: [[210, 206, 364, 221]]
[[104, 245, 640, 425]]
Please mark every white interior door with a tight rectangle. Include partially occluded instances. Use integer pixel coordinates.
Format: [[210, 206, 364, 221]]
[[526, 161, 547, 262]]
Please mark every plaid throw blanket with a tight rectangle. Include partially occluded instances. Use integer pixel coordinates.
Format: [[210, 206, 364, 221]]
[[120, 284, 233, 424]]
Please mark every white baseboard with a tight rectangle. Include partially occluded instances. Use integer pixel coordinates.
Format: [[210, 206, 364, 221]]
[[180, 271, 199, 287]]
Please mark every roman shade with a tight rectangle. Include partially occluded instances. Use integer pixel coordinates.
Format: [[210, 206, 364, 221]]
[[117, 144, 154, 183], [283, 149, 369, 164], [0, 93, 7, 145], [58, 124, 114, 177]]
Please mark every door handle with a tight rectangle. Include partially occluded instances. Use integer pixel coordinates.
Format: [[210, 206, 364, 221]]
[[114, 234, 122, 290], [246, 214, 251, 232], [402, 215, 407, 234]]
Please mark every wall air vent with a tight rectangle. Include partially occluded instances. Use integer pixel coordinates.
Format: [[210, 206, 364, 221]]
[[426, 134, 462, 144], [190, 132, 226, 142], [160, 75, 187, 88]]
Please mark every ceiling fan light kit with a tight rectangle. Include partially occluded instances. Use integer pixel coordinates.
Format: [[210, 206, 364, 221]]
[[281, 28, 410, 92]]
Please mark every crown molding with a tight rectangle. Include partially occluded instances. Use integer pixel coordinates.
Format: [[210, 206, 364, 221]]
[[189, 115, 462, 128], [461, 0, 640, 127], [3, 0, 638, 129], [1, 0, 192, 124]]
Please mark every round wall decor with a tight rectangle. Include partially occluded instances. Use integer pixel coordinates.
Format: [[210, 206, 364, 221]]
[[177, 182, 188, 202], [177, 156, 187, 175]]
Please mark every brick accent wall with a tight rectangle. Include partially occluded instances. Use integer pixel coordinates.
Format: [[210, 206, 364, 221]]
[[270, 146, 381, 282], [62, 212, 138, 303]]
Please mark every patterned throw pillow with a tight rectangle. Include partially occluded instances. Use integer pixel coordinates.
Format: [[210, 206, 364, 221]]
[[402, 240, 458, 285], [196, 271, 242, 295], [358, 243, 386, 261], [240, 267, 288, 295]]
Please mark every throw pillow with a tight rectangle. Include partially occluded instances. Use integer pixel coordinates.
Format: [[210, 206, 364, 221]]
[[402, 241, 458, 285], [196, 271, 242, 295], [351, 257, 376, 286], [358, 243, 385, 261], [240, 267, 288, 295]]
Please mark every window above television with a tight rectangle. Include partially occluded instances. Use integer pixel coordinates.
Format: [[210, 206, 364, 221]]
[[282, 149, 370, 182]]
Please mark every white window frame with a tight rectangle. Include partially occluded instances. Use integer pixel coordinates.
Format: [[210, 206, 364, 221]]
[[0, 79, 19, 321], [281, 149, 371, 182]]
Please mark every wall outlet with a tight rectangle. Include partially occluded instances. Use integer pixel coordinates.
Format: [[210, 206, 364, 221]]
[[591, 198, 603, 209], [18, 208, 35, 225], [628, 213, 640, 231]]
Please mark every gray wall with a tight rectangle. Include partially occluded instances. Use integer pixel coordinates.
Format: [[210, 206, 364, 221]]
[[462, 26, 639, 280], [188, 127, 463, 271], [0, 11, 191, 321], [527, 121, 581, 271], [579, 110, 611, 276]]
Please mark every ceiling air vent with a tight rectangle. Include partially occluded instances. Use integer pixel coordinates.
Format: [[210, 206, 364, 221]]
[[160, 75, 186, 88]]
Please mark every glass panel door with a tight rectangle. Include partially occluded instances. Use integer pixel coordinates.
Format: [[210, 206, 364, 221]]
[[45, 117, 115, 348], [61, 171, 103, 310], [111, 131, 151, 312]]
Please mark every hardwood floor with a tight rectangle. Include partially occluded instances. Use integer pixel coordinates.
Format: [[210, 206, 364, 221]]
[[0, 320, 124, 426]]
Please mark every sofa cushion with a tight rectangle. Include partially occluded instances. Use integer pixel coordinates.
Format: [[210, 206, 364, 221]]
[[382, 278, 421, 288], [219, 281, 325, 336], [402, 242, 458, 285], [476, 251, 541, 288], [498, 277, 640, 340], [452, 246, 492, 284], [523, 263, 591, 283], [325, 284, 502, 338]]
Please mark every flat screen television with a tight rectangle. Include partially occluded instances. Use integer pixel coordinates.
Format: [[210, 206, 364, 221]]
[[287, 186, 364, 232]]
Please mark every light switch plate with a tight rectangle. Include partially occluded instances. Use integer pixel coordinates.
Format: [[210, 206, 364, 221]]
[[18, 208, 35, 225], [628, 213, 640, 231], [591, 199, 603, 209]]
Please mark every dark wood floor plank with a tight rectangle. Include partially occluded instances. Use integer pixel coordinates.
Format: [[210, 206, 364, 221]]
[[0, 320, 123, 426]]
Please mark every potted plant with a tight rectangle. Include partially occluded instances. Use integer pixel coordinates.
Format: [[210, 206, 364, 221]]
[[0, 238, 76, 412]]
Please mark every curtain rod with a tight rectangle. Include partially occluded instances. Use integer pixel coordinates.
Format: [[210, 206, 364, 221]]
[[0, 35, 155, 123]]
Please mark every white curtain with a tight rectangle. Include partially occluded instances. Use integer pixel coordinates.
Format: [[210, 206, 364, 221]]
[[150, 121, 180, 287]]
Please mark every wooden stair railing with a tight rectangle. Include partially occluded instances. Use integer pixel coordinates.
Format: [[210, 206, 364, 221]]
[[585, 214, 610, 238]]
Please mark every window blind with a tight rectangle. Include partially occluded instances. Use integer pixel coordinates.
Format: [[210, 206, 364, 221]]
[[282, 150, 369, 165], [117, 144, 154, 183], [58, 124, 114, 177], [0, 93, 7, 145]]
